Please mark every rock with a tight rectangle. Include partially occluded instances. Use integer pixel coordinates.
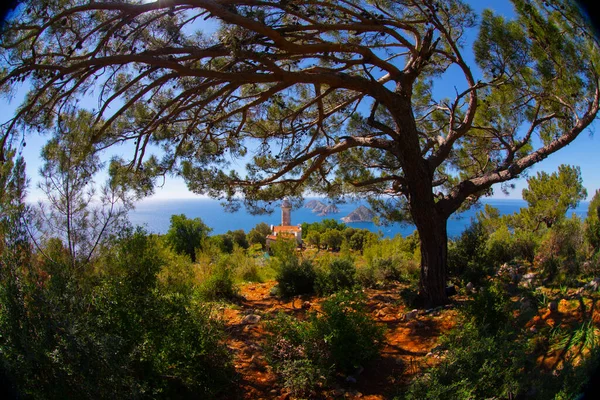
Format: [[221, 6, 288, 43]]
[[548, 301, 559, 313], [242, 314, 262, 324], [530, 326, 538, 333], [302, 301, 312, 310], [426, 352, 434, 357], [519, 297, 533, 311], [586, 277, 600, 291], [404, 309, 419, 320], [243, 308, 256, 315], [523, 272, 537, 281], [466, 282, 474, 292]]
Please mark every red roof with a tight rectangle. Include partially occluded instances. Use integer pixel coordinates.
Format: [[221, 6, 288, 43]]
[[273, 225, 301, 233]]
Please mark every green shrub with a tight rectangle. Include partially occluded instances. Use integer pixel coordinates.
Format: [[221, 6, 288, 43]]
[[403, 280, 526, 399], [447, 219, 491, 284], [277, 258, 316, 297], [0, 227, 234, 399], [228, 246, 263, 282], [265, 291, 383, 393], [198, 259, 238, 301], [316, 257, 357, 295], [535, 216, 587, 282], [312, 291, 385, 373], [485, 225, 516, 266], [463, 281, 513, 334], [357, 256, 419, 287], [265, 313, 329, 397], [402, 320, 527, 400]]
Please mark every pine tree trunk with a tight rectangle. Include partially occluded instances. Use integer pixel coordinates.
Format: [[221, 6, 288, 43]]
[[412, 207, 449, 307]]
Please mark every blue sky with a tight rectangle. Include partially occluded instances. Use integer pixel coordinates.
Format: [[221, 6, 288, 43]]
[[1, 0, 598, 203]]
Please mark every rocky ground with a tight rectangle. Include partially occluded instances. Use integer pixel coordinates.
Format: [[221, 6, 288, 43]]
[[218, 281, 460, 399], [217, 279, 600, 399]]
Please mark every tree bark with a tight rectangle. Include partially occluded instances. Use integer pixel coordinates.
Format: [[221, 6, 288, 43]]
[[411, 204, 449, 307]]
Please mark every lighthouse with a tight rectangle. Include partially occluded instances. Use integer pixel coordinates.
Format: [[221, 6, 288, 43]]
[[265, 198, 303, 248], [281, 197, 292, 226]]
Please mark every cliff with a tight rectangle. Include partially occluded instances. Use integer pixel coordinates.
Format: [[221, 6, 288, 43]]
[[341, 205, 375, 223], [305, 200, 339, 215]]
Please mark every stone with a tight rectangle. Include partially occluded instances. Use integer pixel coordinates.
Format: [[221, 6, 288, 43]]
[[530, 326, 538, 333], [302, 301, 312, 309], [522, 273, 537, 283], [586, 277, 600, 291], [466, 282, 474, 292], [242, 314, 262, 324], [519, 297, 533, 311], [548, 301, 559, 313], [404, 309, 419, 320]]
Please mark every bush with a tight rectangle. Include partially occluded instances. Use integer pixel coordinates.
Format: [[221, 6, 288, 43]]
[[447, 219, 490, 284], [277, 258, 316, 297], [198, 258, 238, 301], [316, 257, 357, 295], [0, 227, 234, 399], [228, 246, 263, 282], [321, 228, 344, 251], [312, 291, 385, 373], [265, 291, 384, 394], [535, 216, 586, 282], [402, 320, 527, 400], [403, 281, 526, 400]]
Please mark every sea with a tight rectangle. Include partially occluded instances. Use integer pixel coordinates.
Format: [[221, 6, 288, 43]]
[[128, 198, 591, 239]]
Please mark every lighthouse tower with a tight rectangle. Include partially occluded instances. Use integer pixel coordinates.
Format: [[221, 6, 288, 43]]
[[281, 198, 292, 226]]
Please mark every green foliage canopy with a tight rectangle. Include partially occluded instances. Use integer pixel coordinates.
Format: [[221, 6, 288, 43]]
[[521, 165, 587, 230], [1, 0, 598, 305], [165, 214, 211, 262]]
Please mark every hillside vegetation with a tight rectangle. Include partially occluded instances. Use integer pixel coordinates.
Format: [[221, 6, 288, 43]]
[[2, 161, 600, 399]]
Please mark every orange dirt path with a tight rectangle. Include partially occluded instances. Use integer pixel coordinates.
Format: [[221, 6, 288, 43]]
[[219, 281, 459, 399]]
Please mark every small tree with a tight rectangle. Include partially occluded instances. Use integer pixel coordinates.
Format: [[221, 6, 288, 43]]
[[305, 231, 322, 250], [520, 165, 587, 230], [584, 190, 600, 253], [164, 214, 211, 262], [321, 229, 344, 252], [247, 222, 271, 249], [33, 111, 132, 268]]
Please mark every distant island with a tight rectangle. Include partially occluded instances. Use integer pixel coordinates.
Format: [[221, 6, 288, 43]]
[[341, 205, 376, 223], [305, 200, 340, 216]]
